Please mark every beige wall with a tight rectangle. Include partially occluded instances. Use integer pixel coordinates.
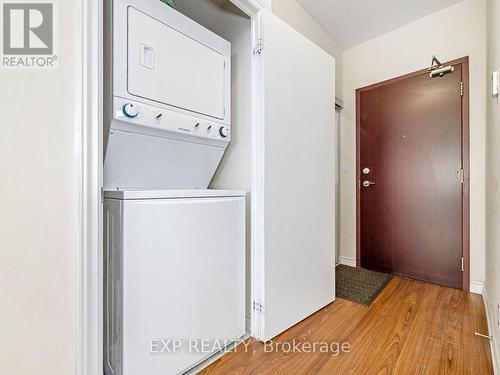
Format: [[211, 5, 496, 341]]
[[0, 1, 79, 375], [340, 0, 487, 286], [485, 0, 500, 366], [271, 0, 343, 99]]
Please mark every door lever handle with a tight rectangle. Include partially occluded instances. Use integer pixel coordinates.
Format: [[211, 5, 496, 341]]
[[362, 181, 376, 188]]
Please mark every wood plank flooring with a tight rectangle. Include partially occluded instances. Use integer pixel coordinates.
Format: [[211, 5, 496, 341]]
[[198, 277, 493, 374]]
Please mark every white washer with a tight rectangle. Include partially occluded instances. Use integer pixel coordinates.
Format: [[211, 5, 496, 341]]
[[104, 189, 246, 375]]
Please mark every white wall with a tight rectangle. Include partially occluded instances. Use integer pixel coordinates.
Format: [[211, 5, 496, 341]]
[[175, 0, 253, 329], [271, 0, 343, 99], [485, 0, 500, 368], [0, 1, 79, 374], [340, 0, 487, 287], [174, 1, 251, 195]]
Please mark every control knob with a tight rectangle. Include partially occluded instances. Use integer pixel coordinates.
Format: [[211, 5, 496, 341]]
[[219, 126, 230, 138], [122, 103, 139, 118]]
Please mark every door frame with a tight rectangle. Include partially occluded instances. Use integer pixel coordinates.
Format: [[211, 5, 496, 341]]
[[355, 56, 470, 292], [77, 1, 267, 374]]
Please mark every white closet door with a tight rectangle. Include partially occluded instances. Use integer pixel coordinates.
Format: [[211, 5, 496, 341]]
[[255, 11, 336, 342]]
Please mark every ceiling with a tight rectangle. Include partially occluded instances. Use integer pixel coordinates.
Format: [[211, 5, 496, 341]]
[[296, 0, 464, 49]]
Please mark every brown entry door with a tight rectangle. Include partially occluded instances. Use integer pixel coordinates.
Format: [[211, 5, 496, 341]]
[[359, 63, 465, 289]]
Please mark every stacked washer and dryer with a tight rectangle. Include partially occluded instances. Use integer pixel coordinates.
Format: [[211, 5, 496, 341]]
[[103, 1, 246, 374]]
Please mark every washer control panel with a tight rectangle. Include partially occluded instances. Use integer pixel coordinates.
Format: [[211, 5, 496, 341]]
[[113, 98, 231, 142]]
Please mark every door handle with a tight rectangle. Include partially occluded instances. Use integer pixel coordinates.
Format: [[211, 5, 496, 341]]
[[140, 44, 155, 69], [362, 181, 376, 188]]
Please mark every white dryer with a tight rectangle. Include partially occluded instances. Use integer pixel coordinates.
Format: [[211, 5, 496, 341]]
[[104, 0, 231, 190], [104, 190, 246, 375]]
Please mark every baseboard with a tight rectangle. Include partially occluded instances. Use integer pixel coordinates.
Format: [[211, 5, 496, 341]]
[[470, 280, 485, 295], [483, 284, 499, 374], [339, 256, 356, 267]]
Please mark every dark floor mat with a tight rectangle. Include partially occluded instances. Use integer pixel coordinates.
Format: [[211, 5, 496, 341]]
[[336, 265, 393, 305]]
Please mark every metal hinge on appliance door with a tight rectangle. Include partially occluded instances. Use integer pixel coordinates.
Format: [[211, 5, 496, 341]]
[[461, 257, 464, 272], [254, 39, 264, 55], [253, 300, 265, 313], [458, 169, 464, 184]]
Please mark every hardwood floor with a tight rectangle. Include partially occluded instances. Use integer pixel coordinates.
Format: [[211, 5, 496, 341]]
[[198, 277, 493, 374]]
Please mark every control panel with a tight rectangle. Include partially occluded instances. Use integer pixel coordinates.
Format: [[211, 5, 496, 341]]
[[112, 97, 231, 142]]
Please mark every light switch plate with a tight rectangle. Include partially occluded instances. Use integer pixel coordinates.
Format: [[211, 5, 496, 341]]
[[342, 163, 352, 174], [492, 71, 499, 97], [497, 303, 500, 326]]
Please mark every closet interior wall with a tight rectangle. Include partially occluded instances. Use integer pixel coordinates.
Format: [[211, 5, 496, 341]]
[[175, 0, 253, 329]]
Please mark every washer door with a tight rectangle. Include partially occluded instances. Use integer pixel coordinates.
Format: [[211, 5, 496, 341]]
[[121, 196, 245, 374], [127, 7, 227, 120]]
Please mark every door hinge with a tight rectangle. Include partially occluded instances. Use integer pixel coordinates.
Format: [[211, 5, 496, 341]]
[[253, 300, 264, 313], [458, 169, 464, 184], [254, 39, 264, 55], [460, 82, 464, 96], [101, 187, 104, 204], [461, 257, 464, 272]]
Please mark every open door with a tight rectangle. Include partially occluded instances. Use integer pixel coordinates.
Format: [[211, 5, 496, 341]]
[[253, 11, 336, 342]]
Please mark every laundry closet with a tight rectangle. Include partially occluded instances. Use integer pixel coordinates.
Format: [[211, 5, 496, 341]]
[[102, 0, 336, 374], [103, 1, 251, 374]]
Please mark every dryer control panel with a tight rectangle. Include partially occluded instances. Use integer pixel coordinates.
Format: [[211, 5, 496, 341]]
[[112, 97, 231, 143]]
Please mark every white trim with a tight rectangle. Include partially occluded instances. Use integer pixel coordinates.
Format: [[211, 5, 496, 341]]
[[79, 0, 103, 374], [75, 0, 83, 372], [240, 2, 266, 342], [227, 0, 269, 342], [250, 14, 266, 341], [231, 0, 267, 15], [483, 284, 499, 374], [339, 256, 357, 267], [470, 280, 485, 295]]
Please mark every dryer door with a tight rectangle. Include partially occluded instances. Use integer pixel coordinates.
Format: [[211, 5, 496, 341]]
[[127, 7, 227, 120]]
